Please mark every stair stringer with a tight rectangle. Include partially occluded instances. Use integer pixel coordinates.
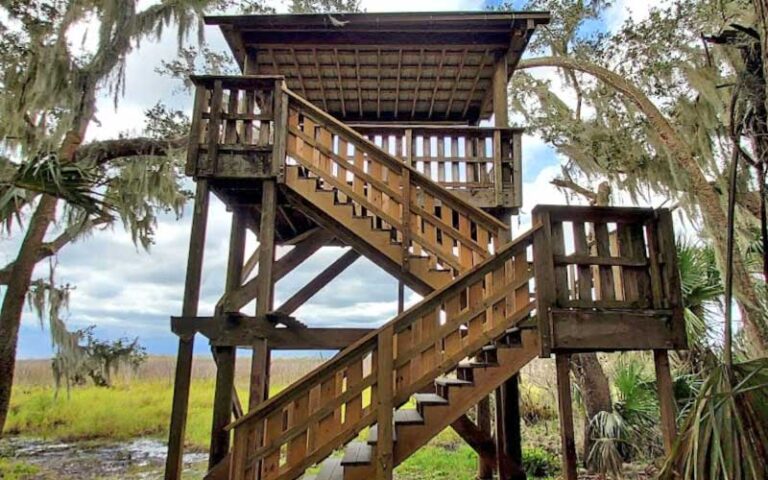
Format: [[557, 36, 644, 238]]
[[282, 174, 443, 296], [397, 332, 538, 464]]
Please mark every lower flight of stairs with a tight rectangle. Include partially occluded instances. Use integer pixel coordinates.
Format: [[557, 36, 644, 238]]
[[300, 325, 540, 480]]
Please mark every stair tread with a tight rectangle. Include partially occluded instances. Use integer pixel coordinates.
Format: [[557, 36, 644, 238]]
[[412, 393, 449, 405], [458, 360, 498, 368], [435, 376, 473, 387], [368, 423, 397, 444], [394, 408, 424, 424], [341, 441, 373, 466], [316, 457, 343, 480]]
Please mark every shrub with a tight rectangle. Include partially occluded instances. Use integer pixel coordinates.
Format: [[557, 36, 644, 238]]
[[522, 446, 560, 478]]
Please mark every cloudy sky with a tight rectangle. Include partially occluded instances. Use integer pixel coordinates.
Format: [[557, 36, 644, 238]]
[[6, 0, 666, 359]]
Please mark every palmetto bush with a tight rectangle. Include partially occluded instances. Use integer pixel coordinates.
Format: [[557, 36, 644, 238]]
[[659, 359, 768, 480]]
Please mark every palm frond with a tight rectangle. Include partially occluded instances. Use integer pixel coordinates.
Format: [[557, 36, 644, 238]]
[[659, 359, 768, 479]]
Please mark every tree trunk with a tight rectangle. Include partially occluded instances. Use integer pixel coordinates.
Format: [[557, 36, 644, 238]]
[[0, 195, 58, 435], [571, 353, 613, 467]]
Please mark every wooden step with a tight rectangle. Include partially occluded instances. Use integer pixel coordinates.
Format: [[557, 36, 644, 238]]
[[341, 441, 373, 466], [367, 423, 397, 444], [316, 457, 344, 480]]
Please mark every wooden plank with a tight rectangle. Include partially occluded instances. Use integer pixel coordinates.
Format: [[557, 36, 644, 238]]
[[552, 254, 648, 268], [551, 221, 569, 306], [376, 326, 395, 480], [205, 80, 224, 175], [555, 354, 577, 480], [165, 180, 210, 480], [550, 308, 677, 351], [223, 229, 331, 312], [593, 222, 616, 301], [572, 222, 592, 302], [186, 86, 207, 176]]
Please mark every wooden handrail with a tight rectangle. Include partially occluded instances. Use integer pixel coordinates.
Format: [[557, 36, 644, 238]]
[[284, 87, 509, 233], [226, 225, 539, 431]]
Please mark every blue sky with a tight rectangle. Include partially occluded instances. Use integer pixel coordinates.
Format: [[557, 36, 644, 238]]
[[5, 0, 664, 360]]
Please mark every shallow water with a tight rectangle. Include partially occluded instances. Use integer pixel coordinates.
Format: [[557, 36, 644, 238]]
[[0, 437, 207, 479]]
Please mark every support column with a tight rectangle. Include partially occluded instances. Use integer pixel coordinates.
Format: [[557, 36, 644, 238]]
[[250, 180, 278, 409], [477, 399, 494, 479], [165, 180, 211, 480], [654, 350, 677, 453], [555, 354, 578, 480], [497, 377, 526, 480], [209, 205, 248, 468]]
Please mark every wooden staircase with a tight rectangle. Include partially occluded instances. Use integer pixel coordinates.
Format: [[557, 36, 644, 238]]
[[223, 88, 537, 480]]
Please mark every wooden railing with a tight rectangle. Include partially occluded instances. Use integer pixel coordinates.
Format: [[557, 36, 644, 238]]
[[186, 75, 287, 178], [226, 227, 537, 480], [352, 125, 523, 210], [284, 89, 509, 274], [531, 205, 686, 354]]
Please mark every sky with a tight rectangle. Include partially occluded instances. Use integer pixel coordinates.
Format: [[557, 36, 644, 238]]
[[5, 0, 669, 359]]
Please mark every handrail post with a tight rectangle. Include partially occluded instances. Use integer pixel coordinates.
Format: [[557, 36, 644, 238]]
[[531, 207, 555, 357], [272, 80, 289, 181], [376, 326, 394, 480], [401, 129, 413, 268]]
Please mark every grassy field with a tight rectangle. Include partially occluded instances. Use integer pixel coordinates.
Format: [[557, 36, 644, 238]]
[[6, 356, 563, 479]]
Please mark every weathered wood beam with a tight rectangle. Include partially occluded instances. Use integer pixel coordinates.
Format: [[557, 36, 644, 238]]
[[462, 49, 490, 118], [221, 229, 332, 312], [209, 206, 247, 469], [311, 47, 329, 112], [394, 49, 403, 118], [452, 414, 495, 456], [276, 249, 361, 315], [427, 49, 447, 119], [654, 350, 677, 453], [332, 48, 347, 117], [289, 47, 309, 99], [241, 246, 260, 283], [410, 48, 425, 118], [354, 48, 364, 117], [172, 316, 373, 349], [251, 180, 277, 412], [165, 180, 210, 480], [444, 48, 468, 118]]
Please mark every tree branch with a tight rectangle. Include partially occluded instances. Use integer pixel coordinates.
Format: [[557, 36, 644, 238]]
[[74, 136, 188, 165], [0, 215, 111, 285]]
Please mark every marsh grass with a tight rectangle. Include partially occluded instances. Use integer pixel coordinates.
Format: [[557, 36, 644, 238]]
[[9, 356, 324, 449]]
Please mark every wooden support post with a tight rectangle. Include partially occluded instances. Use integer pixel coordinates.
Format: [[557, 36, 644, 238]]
[[251, 180, 278, 409], [497, 377, 526, 480], [654, 350, 677, 453], [165, 180, 210, 480], [493, 56, 509, 127], [477, 398, 494, 479], [555, 354, 578, 480], [209, 206, 247, 469], [376, 326, 394, 480]]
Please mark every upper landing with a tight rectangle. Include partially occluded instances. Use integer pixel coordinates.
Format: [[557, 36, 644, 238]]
[[206, 11, 550, 123]]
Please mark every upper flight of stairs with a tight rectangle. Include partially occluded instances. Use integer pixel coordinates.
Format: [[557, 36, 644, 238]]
[[281, 90, 509, 295]]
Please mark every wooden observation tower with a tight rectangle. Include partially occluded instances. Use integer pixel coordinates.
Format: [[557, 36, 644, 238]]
[[165, 11, 686, 480]]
